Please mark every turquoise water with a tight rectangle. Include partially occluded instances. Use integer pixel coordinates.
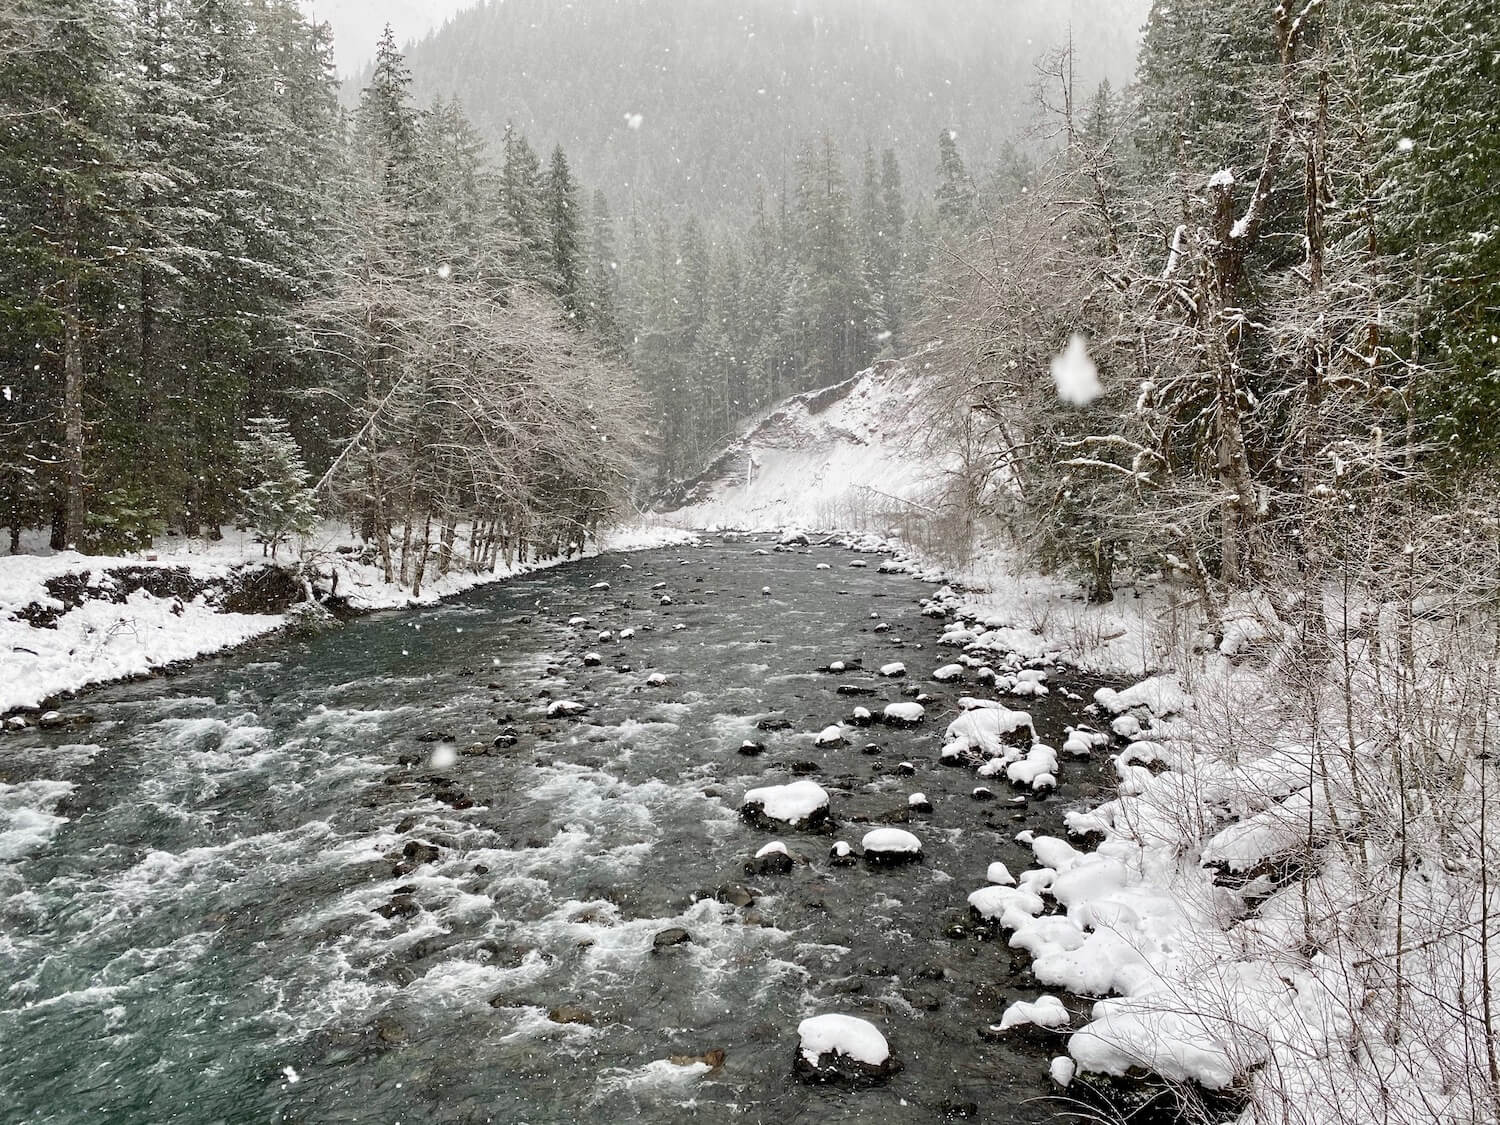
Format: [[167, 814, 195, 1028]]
[[0, 539, 1117, 1124]]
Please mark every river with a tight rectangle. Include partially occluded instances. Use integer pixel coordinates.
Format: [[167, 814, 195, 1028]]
[[0, 537, 1125, 1124]]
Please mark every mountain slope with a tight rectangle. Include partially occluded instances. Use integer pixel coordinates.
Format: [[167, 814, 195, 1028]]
[[395, 0, 1149, 215], [654, 360, 947, 530]]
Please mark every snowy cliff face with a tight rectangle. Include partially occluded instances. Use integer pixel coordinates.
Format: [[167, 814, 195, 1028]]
[[655, 361, 943, 531]]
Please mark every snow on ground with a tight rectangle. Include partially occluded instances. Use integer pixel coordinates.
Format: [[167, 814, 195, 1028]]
[[0, 519, 696, 714], [655, 361, 945, 533]]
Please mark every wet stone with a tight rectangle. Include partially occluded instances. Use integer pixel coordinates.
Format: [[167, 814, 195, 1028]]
[[716, 884, 756, 908], [652, 927, 692, 950], [746, 850, 795, 876]]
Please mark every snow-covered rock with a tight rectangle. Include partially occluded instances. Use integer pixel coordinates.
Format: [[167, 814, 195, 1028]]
[[987, 861, 1016, 886], [814, 724, 845, 747], [793, 1014, 901, 1085], [882, 701, 925, 727], [861, 827, 922, 863], [878, 662, 907, 678], [968, 885, 1045, 928], [1007, 744, 1059, 790], [998, 994, 1070, 1032], [942, 704, 1034, 759], [547, 699, 587, 718], [741, 780, 831, 830]]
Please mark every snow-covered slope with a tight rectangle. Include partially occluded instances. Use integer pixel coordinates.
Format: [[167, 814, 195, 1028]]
[[655, 361, 944, 532]]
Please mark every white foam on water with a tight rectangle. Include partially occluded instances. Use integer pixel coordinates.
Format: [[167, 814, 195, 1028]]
[[0, 779, 75, 861], [498, 1003, 598, 1043], [404, 959, 515, 1010], [591, 1058, 714, 1103]]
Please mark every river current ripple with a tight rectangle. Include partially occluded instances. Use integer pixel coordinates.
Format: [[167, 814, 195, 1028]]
[[0, 538, 1118, 1124]]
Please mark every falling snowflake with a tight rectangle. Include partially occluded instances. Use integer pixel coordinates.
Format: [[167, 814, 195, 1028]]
[[1051, 334, 1102, 406]]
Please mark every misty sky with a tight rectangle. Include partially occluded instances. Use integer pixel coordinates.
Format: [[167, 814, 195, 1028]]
[[298, 0, 477, 75]]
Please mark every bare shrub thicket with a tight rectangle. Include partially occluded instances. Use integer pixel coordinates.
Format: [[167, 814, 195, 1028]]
[[304, 198, 646, 595]]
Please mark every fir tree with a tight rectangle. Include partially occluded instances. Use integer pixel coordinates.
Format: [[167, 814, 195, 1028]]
[[236, 417, 316, 558], [543, 145, 584, 319], [499, 123, 549, 281], [934, 129, 977, 233], [583, 189, 626, 353], [1368, 0, 1500, 464]]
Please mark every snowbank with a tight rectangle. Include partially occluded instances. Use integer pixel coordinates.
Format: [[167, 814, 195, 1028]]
[[0, 520, 697, 714], [655, 362, 945, 532]]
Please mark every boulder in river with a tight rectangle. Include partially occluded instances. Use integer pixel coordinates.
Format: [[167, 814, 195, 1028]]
[[548, 1005, 596, 1026], [652, 927, 693, 950], [883, 702, 925, 727], [715, 884, 756, 907], [741, 780, 831, 831], [861, 827, 923, 865], [793, 1014, 902, 1086], [746, 840, 795, 875]]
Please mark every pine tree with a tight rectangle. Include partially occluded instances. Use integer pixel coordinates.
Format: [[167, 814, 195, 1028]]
[[873, 148, 907, 353], [236, 416, 316, 558], [743, 186, 792, 406], [583, 189, 626, 353], [543, 144, 584, 319], [934, 129, 977, 234], [0, 0, 129, 548], [499, 123, 550, 282], [788, 135, 874, 391], [1131, 0, 1275, 177], [354, 25, 421, 222]]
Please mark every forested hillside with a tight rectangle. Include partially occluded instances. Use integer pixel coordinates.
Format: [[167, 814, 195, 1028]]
[[395, 0, 1149, 214], [0, 4, 640, 584]]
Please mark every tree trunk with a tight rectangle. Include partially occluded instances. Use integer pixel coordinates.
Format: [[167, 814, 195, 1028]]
[[61, 196, 86, 551]]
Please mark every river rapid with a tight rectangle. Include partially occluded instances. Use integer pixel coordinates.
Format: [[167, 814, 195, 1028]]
[[0, 537, 1125, 1124]]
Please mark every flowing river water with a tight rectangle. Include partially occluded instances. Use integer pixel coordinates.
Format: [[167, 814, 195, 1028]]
[[1, 538, 1129, 1124]]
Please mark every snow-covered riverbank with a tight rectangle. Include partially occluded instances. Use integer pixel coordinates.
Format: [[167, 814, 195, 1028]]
[[0, 521, 696, 716]]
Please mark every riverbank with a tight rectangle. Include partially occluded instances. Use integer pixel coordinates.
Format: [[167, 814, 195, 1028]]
[[0, 521, 697, 718]]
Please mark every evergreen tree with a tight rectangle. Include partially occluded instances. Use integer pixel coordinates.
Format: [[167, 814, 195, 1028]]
[[583, 189, 626, 353], [743, 186, 792, 406], [354, 25, 421, 221], [788, 135, 874, 391], [0, 0, 129, 548], [236, 416, 316, 558], [1367, 0, 1500, 464], [872, 148, 907, 353], [934, 129, 977, 234], [499, 123, 549, 281], [543, 144, 584, 319], [1131, 0, 1274, 177]]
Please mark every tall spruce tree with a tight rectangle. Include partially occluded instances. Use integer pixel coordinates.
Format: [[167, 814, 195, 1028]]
[[543, 145, 584, 320], [935, 129, 977, 234], [788, 135, 873, 391]]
